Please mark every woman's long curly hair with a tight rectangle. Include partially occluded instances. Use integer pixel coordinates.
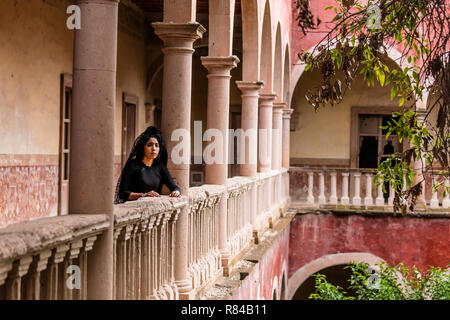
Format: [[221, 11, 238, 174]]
[[114, 126, 168, 204]]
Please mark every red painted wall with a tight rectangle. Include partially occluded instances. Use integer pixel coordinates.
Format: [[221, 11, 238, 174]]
[[289, 213, 450, 277], [0, 165, 58, 228], [233, 225, 290, 300]]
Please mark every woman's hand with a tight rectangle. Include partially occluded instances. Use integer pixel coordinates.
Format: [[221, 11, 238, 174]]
[[169, 190, 181, 198], [146, 191, 160, 197]]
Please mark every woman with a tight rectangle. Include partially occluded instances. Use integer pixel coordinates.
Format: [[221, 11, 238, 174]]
[[114, 126, 181, 204]]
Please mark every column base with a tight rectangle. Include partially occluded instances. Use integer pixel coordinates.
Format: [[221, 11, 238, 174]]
[[174, 279, 193, 299]]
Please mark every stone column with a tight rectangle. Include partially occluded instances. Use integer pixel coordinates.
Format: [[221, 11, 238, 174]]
[[152, 22, 205, 299], [236, 80, 263, 243], [201, 56, 239, 275], [258, 93, 277, 172], [236, 81, 264, 177], [272, 102, 285, 170], [69, 0, 119, 299], [282, 108, 293, 169]]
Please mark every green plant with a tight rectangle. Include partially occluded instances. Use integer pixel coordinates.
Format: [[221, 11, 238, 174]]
[[309, 261, 450, 300], [295, 0, 450, 214]]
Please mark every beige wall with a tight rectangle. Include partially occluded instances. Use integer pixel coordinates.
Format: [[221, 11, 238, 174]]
[[115, 31, 148, 157], [0, 0, 149, 161], [290, 67, 399, 161], [0, 0, 73, 155]]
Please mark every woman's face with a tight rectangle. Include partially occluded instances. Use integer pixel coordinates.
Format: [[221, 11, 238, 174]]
[[144, 137, 160, 161]]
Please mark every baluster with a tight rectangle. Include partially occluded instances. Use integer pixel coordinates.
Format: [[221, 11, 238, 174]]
[[341, 173, 350, 205], [117, 225, 132, 300], [150, 213, 163, 299], [430, 174, 440, 208], [169, 208, 180, 299], [376, 178, 385, 206], [139, 219, 148, 300], [135, 221, 146, 300], [318, 172, 326, 205], [24, 250, 51, 300], [187, 204, 193, 282], [388, 184, 395, 206], [352, 173, 362, 206], [0, 262, 13, 288], [162, 210, 173, 298], [443, 178, 450, 209], [329, 172, 338, 204], [307, 172, 314, 204], [128, 224, 139, 300], [5, 256, 32, 300], [45, 244, 69, 300], [113, 226, 123, 300], [80, 236, 97, 300], [63, 240, 83, 300], [145, 215, 156, 299], [364, 173, 374, 206], [157, 212, 168, 299]]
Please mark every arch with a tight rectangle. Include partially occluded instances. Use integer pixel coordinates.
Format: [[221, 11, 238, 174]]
[[283, 43, 291, 104], [260, 0, 273, 93], [146, 54, 164, 102], [273, 22, 283, 102], [289, 41, 406, 108], [240, 0, 260, 81], [287, 252, 384, 300]]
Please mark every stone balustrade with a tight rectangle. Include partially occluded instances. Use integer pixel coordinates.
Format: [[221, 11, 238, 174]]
[[187, 185, 225, 292], [0, 169, 289, 300], [226, 176, 255, 265], [113, 196, 186, 300], [290, 167, 449, 211], [0, 215, 109, 299]]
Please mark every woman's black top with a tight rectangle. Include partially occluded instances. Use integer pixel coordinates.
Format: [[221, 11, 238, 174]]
[[118, 159, 181, 201]]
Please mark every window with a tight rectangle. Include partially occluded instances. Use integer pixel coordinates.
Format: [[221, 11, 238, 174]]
[[358, 115, 402, 168], [350, 107, 405, 169], [59, 74, 72, 215], [122, 93, 139, 167]]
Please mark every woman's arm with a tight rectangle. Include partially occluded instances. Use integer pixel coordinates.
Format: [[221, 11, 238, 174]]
[[119, 161, 141, 201], [161, 164, 181, 197]]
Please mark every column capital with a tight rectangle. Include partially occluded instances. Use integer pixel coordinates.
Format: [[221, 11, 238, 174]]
[[152, 22, 206, 49], [200, 55, 240, 75], [273, 102, 287, 110], [282, 108, 294, 119], [236, 80, 264, 93], [259, 93, 277, 103]]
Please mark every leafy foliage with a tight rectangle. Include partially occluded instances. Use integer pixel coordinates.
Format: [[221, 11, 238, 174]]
[[309, 261, 450, 300], [295, 0, 450, 213]]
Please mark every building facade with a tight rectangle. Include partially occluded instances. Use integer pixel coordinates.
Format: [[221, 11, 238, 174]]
[[0, 0, 448, 300]]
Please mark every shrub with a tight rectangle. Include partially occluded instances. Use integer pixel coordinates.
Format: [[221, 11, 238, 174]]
[[309, 261, 450, 300]]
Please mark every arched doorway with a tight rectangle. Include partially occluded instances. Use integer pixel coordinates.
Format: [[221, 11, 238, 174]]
[[292, 264, 355, 300], [287, 252, 384, 300]]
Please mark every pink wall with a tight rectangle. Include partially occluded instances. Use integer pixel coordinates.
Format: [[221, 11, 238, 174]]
[[0, 165, 58, 228], [289, 213, 450, 278], [232, 225, 290, 300], [290, 0, 338, 66]]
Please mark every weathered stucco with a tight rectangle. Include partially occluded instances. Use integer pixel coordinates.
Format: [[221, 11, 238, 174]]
[[288, 212, 450, 280]]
